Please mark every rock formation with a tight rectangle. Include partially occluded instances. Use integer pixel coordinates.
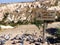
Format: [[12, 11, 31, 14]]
[[0, 0, 60, 24]]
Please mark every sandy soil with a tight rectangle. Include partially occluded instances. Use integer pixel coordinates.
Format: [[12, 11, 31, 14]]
[[0, 25, 41, 37]]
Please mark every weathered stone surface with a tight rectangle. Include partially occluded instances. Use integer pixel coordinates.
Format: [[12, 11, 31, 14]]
[[0, 0, 59, 23]]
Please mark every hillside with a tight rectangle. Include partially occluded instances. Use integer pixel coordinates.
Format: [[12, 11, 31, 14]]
[[0, 0, 60, 25]]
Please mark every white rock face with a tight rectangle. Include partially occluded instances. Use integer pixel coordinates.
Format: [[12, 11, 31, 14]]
[[0, 25, 14, 29], [0, 1, 42, 22], [0, 0, 59, 23]]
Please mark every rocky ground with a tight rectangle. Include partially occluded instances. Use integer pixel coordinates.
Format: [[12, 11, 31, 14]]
[[0, 22, 60, 45], [0, 25, 42, 45]]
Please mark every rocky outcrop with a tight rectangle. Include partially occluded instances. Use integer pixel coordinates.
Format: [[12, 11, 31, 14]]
[[0, 1, 41, 23], [0, 0, 60, 24]]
